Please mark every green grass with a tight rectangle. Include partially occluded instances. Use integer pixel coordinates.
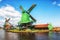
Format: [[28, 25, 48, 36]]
[[7, 29, 49, 33]]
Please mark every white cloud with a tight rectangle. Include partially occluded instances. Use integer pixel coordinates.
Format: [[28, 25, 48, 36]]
[[52, 1, 56, 5], [0, 0, 2, 2], [0, 4, 21, 27], [52, 1, 60, 6], [57, 4, 60, 6]]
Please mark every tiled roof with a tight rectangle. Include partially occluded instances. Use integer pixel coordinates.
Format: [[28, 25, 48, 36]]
[[34, 24, 49, 28]]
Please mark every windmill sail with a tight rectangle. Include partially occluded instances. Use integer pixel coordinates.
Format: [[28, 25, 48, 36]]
[[20, 6, 24, 11], [20, 4, 36, 22], [27, 4, 36, 13], [29, 13, 36, 22], [27, 4, 36, 22]]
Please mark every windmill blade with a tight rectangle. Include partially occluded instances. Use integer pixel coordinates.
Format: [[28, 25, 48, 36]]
[[27, 4, 36, 13], [20, 5, 36, 22], [29, 14, 36, 22], [20, 6, 24, 11]]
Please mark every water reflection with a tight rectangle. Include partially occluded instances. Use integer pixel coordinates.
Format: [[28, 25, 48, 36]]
[[48, 31, 53, 40], [48, 31, 60, 40], [5, 32, 19, 40], [0, 30, 5, 40], [0, 30, 60, 40], [35, 32, 49, 40], [18, 32, 36, 40]]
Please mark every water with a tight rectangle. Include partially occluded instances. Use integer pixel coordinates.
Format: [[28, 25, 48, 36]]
[[0, 29, 60, 40]]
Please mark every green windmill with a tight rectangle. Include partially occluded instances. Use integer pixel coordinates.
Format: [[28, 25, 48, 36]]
[[18, 4, 36, 30], [48, 23, 53, 31]]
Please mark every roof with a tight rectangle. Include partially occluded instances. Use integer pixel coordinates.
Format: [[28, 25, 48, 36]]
[[34, 24, 49, 28]]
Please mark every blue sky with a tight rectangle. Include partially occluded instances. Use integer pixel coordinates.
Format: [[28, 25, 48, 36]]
[[0, 0, 60, 27]]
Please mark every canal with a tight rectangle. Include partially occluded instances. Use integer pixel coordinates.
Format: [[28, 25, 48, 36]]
[[0, 29, 60, 40]]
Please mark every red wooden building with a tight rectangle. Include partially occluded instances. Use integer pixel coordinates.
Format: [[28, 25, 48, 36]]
[[34, 24, 49, 29]]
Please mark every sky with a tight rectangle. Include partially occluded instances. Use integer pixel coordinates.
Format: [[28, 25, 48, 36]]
[[0, 0, 60, 27]]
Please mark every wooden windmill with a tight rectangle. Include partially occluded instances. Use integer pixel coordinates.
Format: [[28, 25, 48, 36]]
[[4, 18, 13, 30], [18, 4, 36, 30]]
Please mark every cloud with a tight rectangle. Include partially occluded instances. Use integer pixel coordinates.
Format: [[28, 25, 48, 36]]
[[52, 1, 56, 5], [52, 1, 60, 6], [0, 4, 21, 27], [57, 4, 60, 6], [0, 0, 2, 2]]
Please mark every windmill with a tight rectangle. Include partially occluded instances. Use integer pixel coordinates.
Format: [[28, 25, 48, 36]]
[[4, 18, 13, 30], [18, 4, 36, 30]]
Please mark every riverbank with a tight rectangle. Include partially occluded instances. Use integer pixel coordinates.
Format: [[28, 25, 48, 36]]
[[7, 29, 49, 33], [0, 27, 60, 33]]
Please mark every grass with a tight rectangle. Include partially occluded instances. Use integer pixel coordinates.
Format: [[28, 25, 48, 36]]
[[7, 29, 49, 33]]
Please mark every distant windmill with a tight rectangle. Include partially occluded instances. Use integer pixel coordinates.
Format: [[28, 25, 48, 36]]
[[4, 18, 13, 30], [18, 4, 36, 30]]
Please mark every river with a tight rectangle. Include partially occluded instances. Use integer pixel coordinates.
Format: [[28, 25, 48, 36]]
[[0, 29, 60, 40]]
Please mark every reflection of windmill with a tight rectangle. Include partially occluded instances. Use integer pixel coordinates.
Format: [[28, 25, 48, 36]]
[[18, 4, 36, 29], [4, 18, 13, 30]]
